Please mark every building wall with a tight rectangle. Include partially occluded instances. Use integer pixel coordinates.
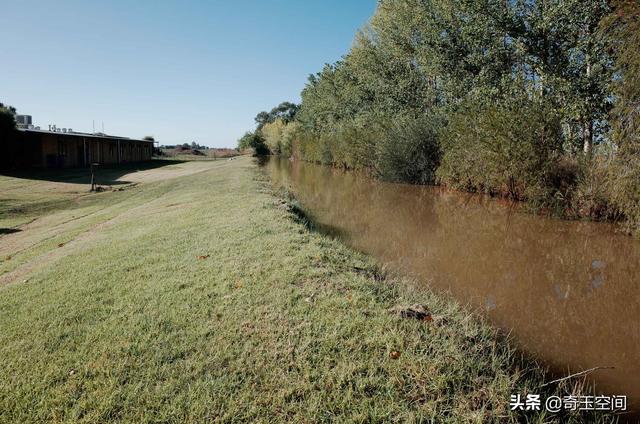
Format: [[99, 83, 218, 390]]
[[1, 130, 154, 170], [16, 132, 153, 169], [1, 131, 41, 169]]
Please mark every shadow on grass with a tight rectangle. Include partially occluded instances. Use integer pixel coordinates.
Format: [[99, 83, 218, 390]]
[[280, 192, 352, 244], [0, 228, 21, 235], [0, 159, 187, 186]]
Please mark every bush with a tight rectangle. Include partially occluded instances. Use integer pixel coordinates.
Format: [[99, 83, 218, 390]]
[[292, 130, 322, 164], [327, 121, 378, 170], [602, 0, 640, 235], [568, 155, 617, 220], [259, 120, 303, 158], [375, 115, 442, 184], [609, 144, 640, 235], [293, 114, 441, 184], [237, 131, 269, 156], [294, 120, 380, 171], [261, 119, 287, 155], [437, 99, 563, 202], [279, 121, 301, 158]]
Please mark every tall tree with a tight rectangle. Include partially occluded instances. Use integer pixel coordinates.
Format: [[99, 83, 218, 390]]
[[254, 102, 300, 130], [602, 0, 640, 234], [0, 102, 17, 142], [602, 0, 640, 149], [510, 0, 612, 153]]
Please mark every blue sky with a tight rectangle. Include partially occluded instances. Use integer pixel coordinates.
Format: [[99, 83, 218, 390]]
[[0, 1, 375, 147]]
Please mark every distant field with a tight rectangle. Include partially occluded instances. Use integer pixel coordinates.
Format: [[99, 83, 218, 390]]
[[160, 147, 245, 160], [0, 157, 612, 423]]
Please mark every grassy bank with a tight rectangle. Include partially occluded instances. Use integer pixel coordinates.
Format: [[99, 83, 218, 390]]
[[0, 157, 613, 422], [0, 160, 219, 229]]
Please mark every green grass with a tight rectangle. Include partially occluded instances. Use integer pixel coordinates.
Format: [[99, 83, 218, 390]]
[[0, 157, 615, 423], [0, 160, 186, 228]]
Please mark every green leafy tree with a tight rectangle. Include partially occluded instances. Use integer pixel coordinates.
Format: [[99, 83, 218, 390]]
[[237, 131, 269, 155], [602, 0, 640, 149], [511, 0, 613, 153], [0, 102, 17, 139], [254, 102, 300, 130], [437, 97, 564, 202], [602, 0, 640, 235], [0, 102, 18, 169], [240, 0, 637, 229], [261, 119, 287, 155]]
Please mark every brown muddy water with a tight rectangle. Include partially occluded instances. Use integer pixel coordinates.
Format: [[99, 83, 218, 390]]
[[262, 157, 640, 414]]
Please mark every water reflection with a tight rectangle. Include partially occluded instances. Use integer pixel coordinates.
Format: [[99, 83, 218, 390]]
[[263, 157, 640, 412]]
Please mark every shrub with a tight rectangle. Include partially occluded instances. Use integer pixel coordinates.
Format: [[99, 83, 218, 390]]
[[279, 121, 301, 158], [294, 114, 441, 184], [328, 121, 378, 170], [437, 99, 563, 202], [292, 130, 322, 164], [259, 120, 304, 158], [602, 0, 640, 235], [261, 119, 287, 155], [375, 115, 442, 184], [293, 124, 370, 168], [609, 144, 640, 235], [569, 155, 617, 220], [237, 131, 269, 156]]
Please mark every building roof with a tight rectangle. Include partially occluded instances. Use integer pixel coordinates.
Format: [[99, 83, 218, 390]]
[[18, 128, 153, 143]]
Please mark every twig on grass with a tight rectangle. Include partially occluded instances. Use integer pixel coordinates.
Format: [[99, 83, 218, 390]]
[[539, 366, 614, 388]]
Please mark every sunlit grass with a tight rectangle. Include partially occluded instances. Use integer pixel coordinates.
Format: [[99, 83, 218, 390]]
[[0, 157, 614, 422]]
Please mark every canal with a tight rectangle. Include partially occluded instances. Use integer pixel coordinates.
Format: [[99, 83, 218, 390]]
[[262, 157, 640, 413]]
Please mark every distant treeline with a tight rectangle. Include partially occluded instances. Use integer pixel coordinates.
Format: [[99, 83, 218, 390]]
[[240, 0, 639, 236], [161, 142, 210, 150]]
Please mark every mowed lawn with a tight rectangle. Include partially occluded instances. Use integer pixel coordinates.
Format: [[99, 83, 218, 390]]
[[0, 158, 612, 423]]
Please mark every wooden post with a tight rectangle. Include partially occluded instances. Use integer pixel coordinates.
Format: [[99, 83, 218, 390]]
[[90, 163, 99, 192]]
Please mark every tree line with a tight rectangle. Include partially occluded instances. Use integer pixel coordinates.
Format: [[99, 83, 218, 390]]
[[238, 102, 300, 156], [242, 0, 638, 235]]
